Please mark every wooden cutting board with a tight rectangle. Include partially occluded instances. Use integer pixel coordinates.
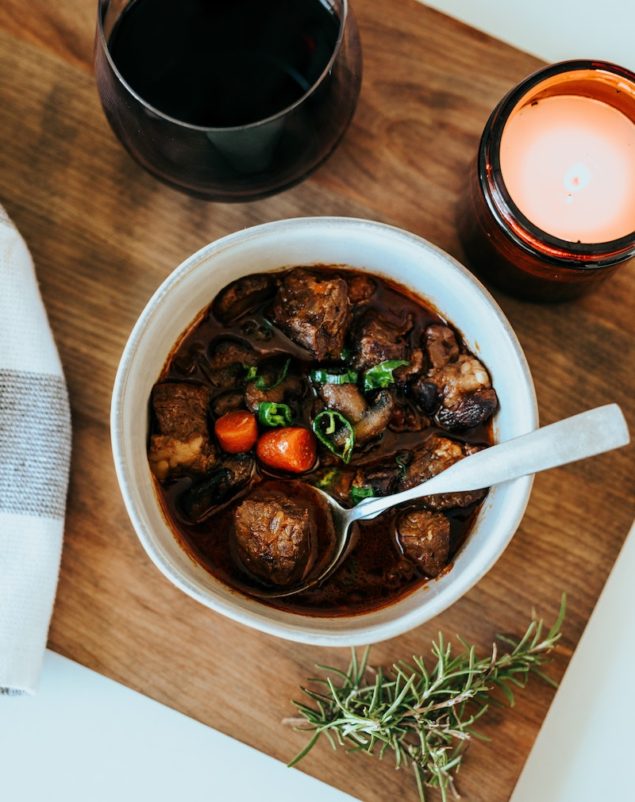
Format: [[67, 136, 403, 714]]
[[0, 1, 633, 799]]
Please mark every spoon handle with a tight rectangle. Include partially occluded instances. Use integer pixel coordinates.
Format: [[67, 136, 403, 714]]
[[352, 404, 630, 522]]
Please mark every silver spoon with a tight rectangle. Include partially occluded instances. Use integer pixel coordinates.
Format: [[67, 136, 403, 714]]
[[252, 404, 630, 599]]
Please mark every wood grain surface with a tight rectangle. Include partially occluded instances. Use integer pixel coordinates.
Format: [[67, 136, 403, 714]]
[[1, 1, 633, 800]]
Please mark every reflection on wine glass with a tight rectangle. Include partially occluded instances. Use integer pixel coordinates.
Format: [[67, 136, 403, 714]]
[[95, 0, 362, 201]]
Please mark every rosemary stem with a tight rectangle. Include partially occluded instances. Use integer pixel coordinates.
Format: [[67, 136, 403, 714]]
[[286, 595, 566, 801]]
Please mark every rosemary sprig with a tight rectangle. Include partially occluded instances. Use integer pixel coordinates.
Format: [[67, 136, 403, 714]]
[[286, 595, 566, 801]]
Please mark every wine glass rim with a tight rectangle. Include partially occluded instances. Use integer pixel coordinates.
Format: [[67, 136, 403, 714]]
[[96, 0, 350, 132]]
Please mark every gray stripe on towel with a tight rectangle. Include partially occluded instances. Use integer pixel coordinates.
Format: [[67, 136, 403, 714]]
[[0, 369, 71, 518]]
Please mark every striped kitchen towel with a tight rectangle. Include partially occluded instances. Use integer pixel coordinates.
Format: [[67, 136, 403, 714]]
[[0, 205, 71, 695]]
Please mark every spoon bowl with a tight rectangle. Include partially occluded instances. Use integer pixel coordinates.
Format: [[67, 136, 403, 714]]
[[250, 404, 629, 599]]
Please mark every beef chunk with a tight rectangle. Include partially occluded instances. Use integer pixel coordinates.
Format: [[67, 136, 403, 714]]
[[346, 274, 376, 304], [397, 509, 451, 577], [399, 435, 463, 488], [352, 310, 413, 371], [431, 355, 498, 430], [351, 462, 400, 497], [318, 384, 395, 446], [233, 485, 316, 586], [152, 382, 210, 440], [437, 389, 498, 431], [397, 435, 486, 511], [149, 383, 216, 480], [421, 325, 498, 430], [214, 274, 275, 323], [202, 339, 257, 394], [394, 348, 425, 388], [425, 324, 460, 369], [148, 434, 217, 481], [272, 269, 350, 360], [208, 338, 257, 370]]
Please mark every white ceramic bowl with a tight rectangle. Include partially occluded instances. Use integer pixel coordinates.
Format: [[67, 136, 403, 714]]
[[111, 217, 537, 646]]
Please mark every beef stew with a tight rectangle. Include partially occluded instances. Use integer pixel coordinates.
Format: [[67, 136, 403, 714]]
[[147, 266, 497, 616]]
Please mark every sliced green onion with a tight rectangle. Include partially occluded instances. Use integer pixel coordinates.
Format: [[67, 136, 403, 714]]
[[313, 469, 340, 489], [363, 359, 409, 392], [339, 347, 352, 361], [255, 357, 291, 390], [310, 369, 358, 385], [312, 409, 355, 464], [350, 485, 374, 505], [257, 401, 294, 427], [243, 365, 258, 382]]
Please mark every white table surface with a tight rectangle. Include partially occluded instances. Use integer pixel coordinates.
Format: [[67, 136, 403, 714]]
[[0, 651, 358, 802], [510, 521, 635, 802], [2, 5, 633, 802], [421, 0, 635, 71]]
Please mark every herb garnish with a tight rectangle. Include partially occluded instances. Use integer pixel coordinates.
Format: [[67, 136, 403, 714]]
[[286, 596, 566, 801], [258, 401, 294, 427], [363, 359, 409, 392], [246, 358, 291, 390], [310, 369, 358, 385], [312, 410, 355, 463], [313, 469, 340, 490], [349, 485, 374, 505]]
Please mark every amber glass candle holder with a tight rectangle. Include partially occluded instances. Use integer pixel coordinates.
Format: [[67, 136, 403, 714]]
[[458, 60, 635, 302]]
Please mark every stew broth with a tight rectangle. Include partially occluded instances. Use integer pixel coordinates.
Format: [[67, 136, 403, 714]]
[[149, 266, 495, 616]]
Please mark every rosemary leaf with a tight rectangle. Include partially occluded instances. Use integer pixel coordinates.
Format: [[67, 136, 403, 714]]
[[286, 595, 566, 800]]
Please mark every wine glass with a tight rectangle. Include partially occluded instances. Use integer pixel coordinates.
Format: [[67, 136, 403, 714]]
[[94, 0, 362, 202]]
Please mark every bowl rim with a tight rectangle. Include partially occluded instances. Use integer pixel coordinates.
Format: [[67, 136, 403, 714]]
[[111, 216, 538, 645]]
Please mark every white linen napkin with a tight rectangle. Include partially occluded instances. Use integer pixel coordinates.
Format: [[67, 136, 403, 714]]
[[0, 205, 71, 695]]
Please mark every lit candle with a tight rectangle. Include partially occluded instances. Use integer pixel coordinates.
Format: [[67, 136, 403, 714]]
[[458, 61, 635, 302], [501, 95, 635, 244]]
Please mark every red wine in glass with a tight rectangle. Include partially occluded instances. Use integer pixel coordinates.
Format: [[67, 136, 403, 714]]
[[95, 0, 362, 201]]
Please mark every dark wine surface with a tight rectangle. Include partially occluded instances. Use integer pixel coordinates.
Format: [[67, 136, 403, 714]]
[[108, 0, 340, 127]]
